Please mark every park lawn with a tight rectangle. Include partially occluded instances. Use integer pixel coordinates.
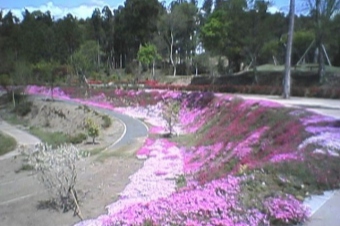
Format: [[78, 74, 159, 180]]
[[0, 132, 17, 156]]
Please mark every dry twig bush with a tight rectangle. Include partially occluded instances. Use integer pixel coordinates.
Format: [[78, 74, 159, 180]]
[[26, 143, 86, 219]]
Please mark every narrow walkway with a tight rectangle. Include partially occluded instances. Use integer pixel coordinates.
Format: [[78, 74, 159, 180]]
[[0, 120, 40, 161], [238, 94, 340, 119]]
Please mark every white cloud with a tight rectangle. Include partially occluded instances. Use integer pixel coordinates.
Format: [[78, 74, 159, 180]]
[[268, 6, 281, 14], [2, 1, 121, 21]]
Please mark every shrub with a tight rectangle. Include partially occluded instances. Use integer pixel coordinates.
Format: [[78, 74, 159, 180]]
[[85, 118, 99, 144], [162, 99, 180, 137], [14, 101, 32, 116], [68, 133, 87, 144], [175, 174, 187, 189], [101, 114, 112, 128], [27, 143, 85, 216]]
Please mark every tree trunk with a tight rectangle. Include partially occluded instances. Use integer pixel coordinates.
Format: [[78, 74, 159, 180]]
[[252, 55, 258, 84], [283, 0, 295, 99], [314, 0, 326, 83], [97, 41, 100, 70], [195, 63, 198, 76], [170, 31, 176, 76], [317, 44, 325, 83], [152, 60, 155, 79], [12, 90, 16, 108]]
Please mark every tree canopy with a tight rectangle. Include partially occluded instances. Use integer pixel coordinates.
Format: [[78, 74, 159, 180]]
[[0, 0, 339, 82]]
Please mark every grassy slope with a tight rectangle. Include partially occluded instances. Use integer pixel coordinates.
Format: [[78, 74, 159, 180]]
[[101, 88, 340, 201], [0, 132, 17, 156], [164, 91, 339, 225]]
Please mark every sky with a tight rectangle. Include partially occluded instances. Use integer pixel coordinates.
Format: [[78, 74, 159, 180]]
[[0, 0, 297, 20]]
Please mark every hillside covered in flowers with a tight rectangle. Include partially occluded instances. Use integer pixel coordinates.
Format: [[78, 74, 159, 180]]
[[26, 86, 340, 226]]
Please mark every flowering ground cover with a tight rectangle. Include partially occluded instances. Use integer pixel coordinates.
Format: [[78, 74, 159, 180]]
[[25, 86, 340, 225]]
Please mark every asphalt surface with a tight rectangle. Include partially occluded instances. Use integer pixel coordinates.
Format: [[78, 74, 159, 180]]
[[238, 94, 340, 119]]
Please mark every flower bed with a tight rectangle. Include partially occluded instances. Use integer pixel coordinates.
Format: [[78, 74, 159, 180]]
[[25, 86, 340, 225]]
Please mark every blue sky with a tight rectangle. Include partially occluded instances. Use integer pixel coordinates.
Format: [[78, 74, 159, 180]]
[[0, 0, 296, 20]]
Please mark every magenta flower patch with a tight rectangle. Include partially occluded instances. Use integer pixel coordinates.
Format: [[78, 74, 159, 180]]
[[23, 86, 340, 226]]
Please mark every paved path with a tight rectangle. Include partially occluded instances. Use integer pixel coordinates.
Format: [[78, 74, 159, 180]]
[[239, 94, 340, 226], [0, 120, 40, 161], [238, 94, 340, 119]]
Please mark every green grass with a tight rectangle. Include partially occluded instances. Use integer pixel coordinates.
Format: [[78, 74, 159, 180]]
[[256, 63, 340, 74], [15, 164, 34, 173], [87, 147, 106, 156], [0, 132, 17, 156], [29, 127, 69, 147], [256, 64, 285, 72], [325, 65, 340, 74], [96, 143, 141, 162], [1, 113, 29, 126], [171, 134, 198, 147]]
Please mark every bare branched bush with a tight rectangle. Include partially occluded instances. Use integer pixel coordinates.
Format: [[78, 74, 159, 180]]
[[27, 143, 86, 218], [162, 99, 180, 137]]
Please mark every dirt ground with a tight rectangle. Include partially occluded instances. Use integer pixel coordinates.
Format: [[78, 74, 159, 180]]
[[0, 98, 146, 226], [25, 98, 123, 150]]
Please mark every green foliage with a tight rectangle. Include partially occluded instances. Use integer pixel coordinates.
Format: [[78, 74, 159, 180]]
[[68, 133, 87, 144], [85, 118, 100, 144], [259, 40, 281, 63], [137, 44, 161, 66], [101, 114, 112, 129], [29, 127, 69, 148], [71, 40, 99, 76], [12, 60, 32, 85], [0, 74, 11, 88], [175, 174, 187, 189], [0, 132, 17, 156], [13, 100, 32, 117], [1, 1, 340, 79], [200, 11, 230, 56]]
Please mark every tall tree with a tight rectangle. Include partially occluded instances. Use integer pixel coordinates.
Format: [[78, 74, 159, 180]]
[[0, 11, 20, 74], [137, 43, 161, 78], [243, 1, 273, 80], [283, 0, 295, 99], [201, 1, 248, 72], [122, 0, 163, 59], [307, 0, 340, 82], [101, 6, 115, 73], [202, 0, 213, 15], [160, 1, 198, 76], [54, 14, 82, 64], [19, 10, 55, 63], [90, 8, 104, 70]]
